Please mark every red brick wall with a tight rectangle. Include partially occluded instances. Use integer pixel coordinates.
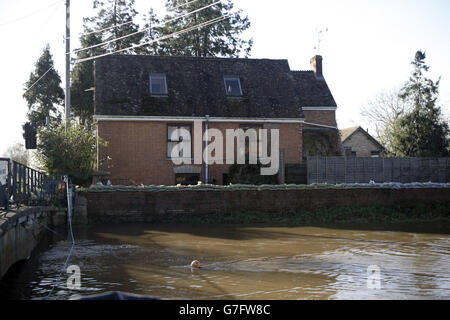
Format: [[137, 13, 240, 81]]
[[303, 110, 337, 128], [84, 188, 450, 223], [97, 121, 303, 186]]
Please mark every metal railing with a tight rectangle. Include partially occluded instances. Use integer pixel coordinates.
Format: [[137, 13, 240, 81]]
[[0, 158, 66, 211]]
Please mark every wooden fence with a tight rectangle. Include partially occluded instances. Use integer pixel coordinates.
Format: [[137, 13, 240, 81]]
[[307, 157, 450, 184]]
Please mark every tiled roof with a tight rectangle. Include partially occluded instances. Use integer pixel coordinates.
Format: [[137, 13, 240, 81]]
[[291, 71, 337, 107], [340, 126, 360, 142], [340, 126, 385, 150], [94, 55, 336, 118]]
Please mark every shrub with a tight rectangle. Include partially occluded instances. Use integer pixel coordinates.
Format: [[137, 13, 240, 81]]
[[36, 123, 106, 186], [228, 164, 278, 185]]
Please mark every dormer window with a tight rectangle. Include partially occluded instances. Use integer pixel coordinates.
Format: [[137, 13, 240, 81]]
[[149, 73, 168, 95], [224, 76, 242, 96]]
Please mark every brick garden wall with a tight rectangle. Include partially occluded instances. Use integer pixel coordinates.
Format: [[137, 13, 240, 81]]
[[84, 187, 450, 223]]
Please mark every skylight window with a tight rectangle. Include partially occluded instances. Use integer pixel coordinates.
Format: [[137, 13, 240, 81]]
[[149, 73, 168, 95], [224, 76, 243, 96]]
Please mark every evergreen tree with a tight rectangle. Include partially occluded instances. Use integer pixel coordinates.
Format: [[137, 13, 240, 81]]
[[135, 8, 162, 55], [158, 0, 253, 57], [23, 44, 64, 129], [71, 23, 106, 128], [391, 51, 450, 157], [88, 0, 142, 53], [71, 0, 142, 127]]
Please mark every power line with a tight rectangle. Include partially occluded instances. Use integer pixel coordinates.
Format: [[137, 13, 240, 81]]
[[30, 0, 65, 47], [20, 3, 64, 96], [168, 0, 201, 11], [75, 14, 229, 64], [67, 0, 206, 41], [21, 2, 225, 89], [21, 2, 63, 96], [23, 67, 54, 95], [36, 0, 64, 35], [66, 20, 134, 41], [73, 1, 221, 55], [0, 0, 63, 27], [75, 14, 228, 64]]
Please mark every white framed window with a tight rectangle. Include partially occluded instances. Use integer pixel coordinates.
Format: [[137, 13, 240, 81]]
[[149, 73, 168, 95], [224, 76, 243, 96]]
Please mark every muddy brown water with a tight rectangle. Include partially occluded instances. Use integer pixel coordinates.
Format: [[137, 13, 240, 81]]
[[1, 223, 450, 300]]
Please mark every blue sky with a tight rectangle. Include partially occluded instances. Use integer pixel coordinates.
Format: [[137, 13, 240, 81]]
[[1, 0, 449, 155]]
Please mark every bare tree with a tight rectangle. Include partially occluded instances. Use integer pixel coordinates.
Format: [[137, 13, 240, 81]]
[[2, 143, 30, 166], [361, 87, 413, 154]]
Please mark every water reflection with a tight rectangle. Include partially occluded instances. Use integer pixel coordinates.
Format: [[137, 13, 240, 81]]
[[1, 223, 449, 300]]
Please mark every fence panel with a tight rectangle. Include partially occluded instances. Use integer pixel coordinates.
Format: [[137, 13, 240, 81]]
[[326, 157, 336, 185], [336, 157, 346, 183], [307, 157, 450, 185]]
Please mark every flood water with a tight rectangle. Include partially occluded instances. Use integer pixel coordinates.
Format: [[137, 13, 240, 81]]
[[1, 223, 450, 300]]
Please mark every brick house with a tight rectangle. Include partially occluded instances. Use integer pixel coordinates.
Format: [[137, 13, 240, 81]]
[[340, 126, 385, 157], [94, 54, 339, 185]]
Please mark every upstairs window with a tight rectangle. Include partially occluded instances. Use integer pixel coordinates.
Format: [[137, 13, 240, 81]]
[[150, 73, 168, 95], [224, 76, 243, 96]]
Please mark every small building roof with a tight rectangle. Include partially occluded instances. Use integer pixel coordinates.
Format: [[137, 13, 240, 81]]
[[340, 126, 385, 150], [340, 126, 360, 142]]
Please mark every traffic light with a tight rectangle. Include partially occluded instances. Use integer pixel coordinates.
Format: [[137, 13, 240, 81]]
[[24, 122, 37, 150]]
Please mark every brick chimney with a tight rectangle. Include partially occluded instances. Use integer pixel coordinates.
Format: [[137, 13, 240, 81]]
[[310, 55, 324, 80]]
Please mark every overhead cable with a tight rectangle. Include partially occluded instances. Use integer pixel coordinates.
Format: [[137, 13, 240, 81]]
[[23, 67, 54, 94], [0, 0, 63, 27], [75, 14, 228, 64], [73, 1, 221, 55]]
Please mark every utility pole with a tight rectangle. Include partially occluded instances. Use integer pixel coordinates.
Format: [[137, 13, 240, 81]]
[[205, 115, 209, 184], [65, 0, 71, 127]]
